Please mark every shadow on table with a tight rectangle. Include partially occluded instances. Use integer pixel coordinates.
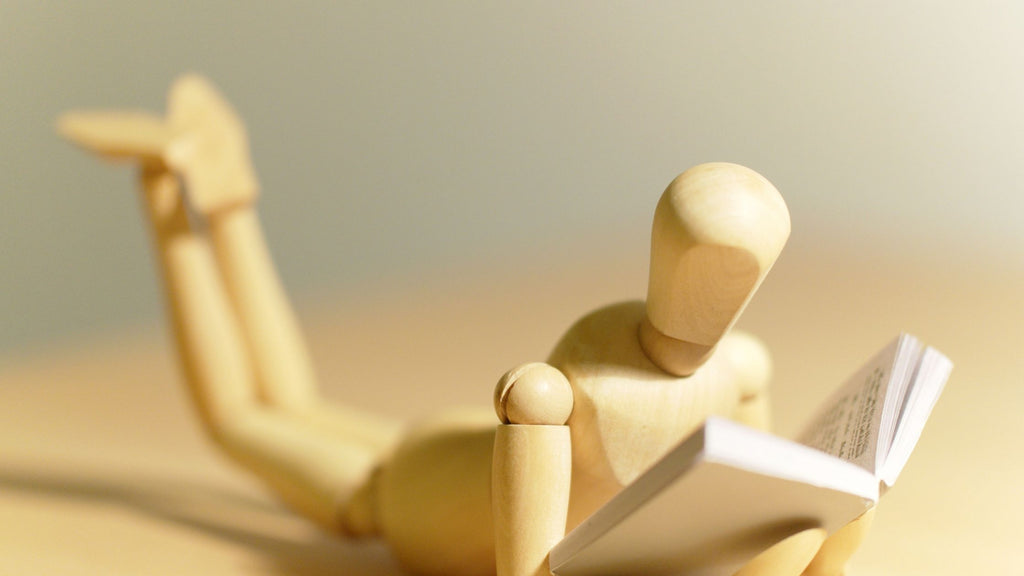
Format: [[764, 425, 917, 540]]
[[0, 462, 402, 576]]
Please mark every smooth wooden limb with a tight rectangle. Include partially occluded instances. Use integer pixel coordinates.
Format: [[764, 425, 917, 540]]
[[802, 508, 876, 576], [642, 163, 790, 376], [204, 207, 403, 453], [733, 528, 827, 576], [157, 74, 403, 452], [138, 167, 378, 531], [494, 364, 573, 576], [57, 111, 172, 162], [165, 74, 259, 215], [59, 75, 400, 538], [493, 426, 571, 576], [139, 166, 256, 431], [207, 208, 318, 410], [58, 75, 259, 218]]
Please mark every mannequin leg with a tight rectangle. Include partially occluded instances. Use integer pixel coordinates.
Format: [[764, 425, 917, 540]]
[[139, 165, 378, 531], [204, 205, 404, 454], [166, 73, 402, 455]]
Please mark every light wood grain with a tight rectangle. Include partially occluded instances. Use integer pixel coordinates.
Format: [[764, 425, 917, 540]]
[[493, 425, 572, 576], [803, 508, 875, 576], [58, 75, 796, 575], [493, 364, 573, 576], [642, 163, 790, 376], [44, 75, 1019, 576], [735, 529, 826, 576], [57, 111, 172, 161], [164, 75, 259, 215], [546, 302, 771, 530], [0, 241, 1020, 575]]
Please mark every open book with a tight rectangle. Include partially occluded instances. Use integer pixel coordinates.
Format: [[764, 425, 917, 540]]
[[550, 334, 952, 576]]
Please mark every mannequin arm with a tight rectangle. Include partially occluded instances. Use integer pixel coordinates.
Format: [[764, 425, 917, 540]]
[[492, 363, 574, 576], [735, 507, 875, 576], [802, 508, 875, 576]]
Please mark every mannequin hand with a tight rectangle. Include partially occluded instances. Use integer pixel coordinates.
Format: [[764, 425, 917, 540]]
[[734, 508, 875, 576], [801, 508, 875, 576]]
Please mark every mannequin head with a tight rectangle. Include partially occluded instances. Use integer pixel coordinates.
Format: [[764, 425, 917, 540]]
[[640, 163, 790, 376]]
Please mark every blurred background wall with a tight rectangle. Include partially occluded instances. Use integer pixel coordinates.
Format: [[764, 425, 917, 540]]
[[2, 1, 1022, 355]]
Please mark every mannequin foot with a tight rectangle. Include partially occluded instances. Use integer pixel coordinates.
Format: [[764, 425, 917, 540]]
[[57, 111, 172, 164], [165, 74, 259, 216]]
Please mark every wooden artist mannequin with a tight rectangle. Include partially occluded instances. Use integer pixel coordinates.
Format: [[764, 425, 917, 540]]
[[59, 75, 873, 576]]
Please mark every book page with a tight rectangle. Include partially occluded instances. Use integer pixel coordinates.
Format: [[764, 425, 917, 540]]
[[876, 335, 922, 468], [551, 419, 876, 576], [878, 347, 953, 486], [796, 338, 900, 473]]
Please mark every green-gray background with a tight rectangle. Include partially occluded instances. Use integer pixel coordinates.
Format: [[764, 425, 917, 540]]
[[2, 2, 1022, 355]]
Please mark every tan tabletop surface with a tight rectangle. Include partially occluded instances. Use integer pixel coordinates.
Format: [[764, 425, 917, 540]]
[[1, 241, 1021, 575]]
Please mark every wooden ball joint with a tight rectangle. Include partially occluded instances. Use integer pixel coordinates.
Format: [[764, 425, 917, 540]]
[[59, 75, 871, 576], [495, 363, 574, 426]]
